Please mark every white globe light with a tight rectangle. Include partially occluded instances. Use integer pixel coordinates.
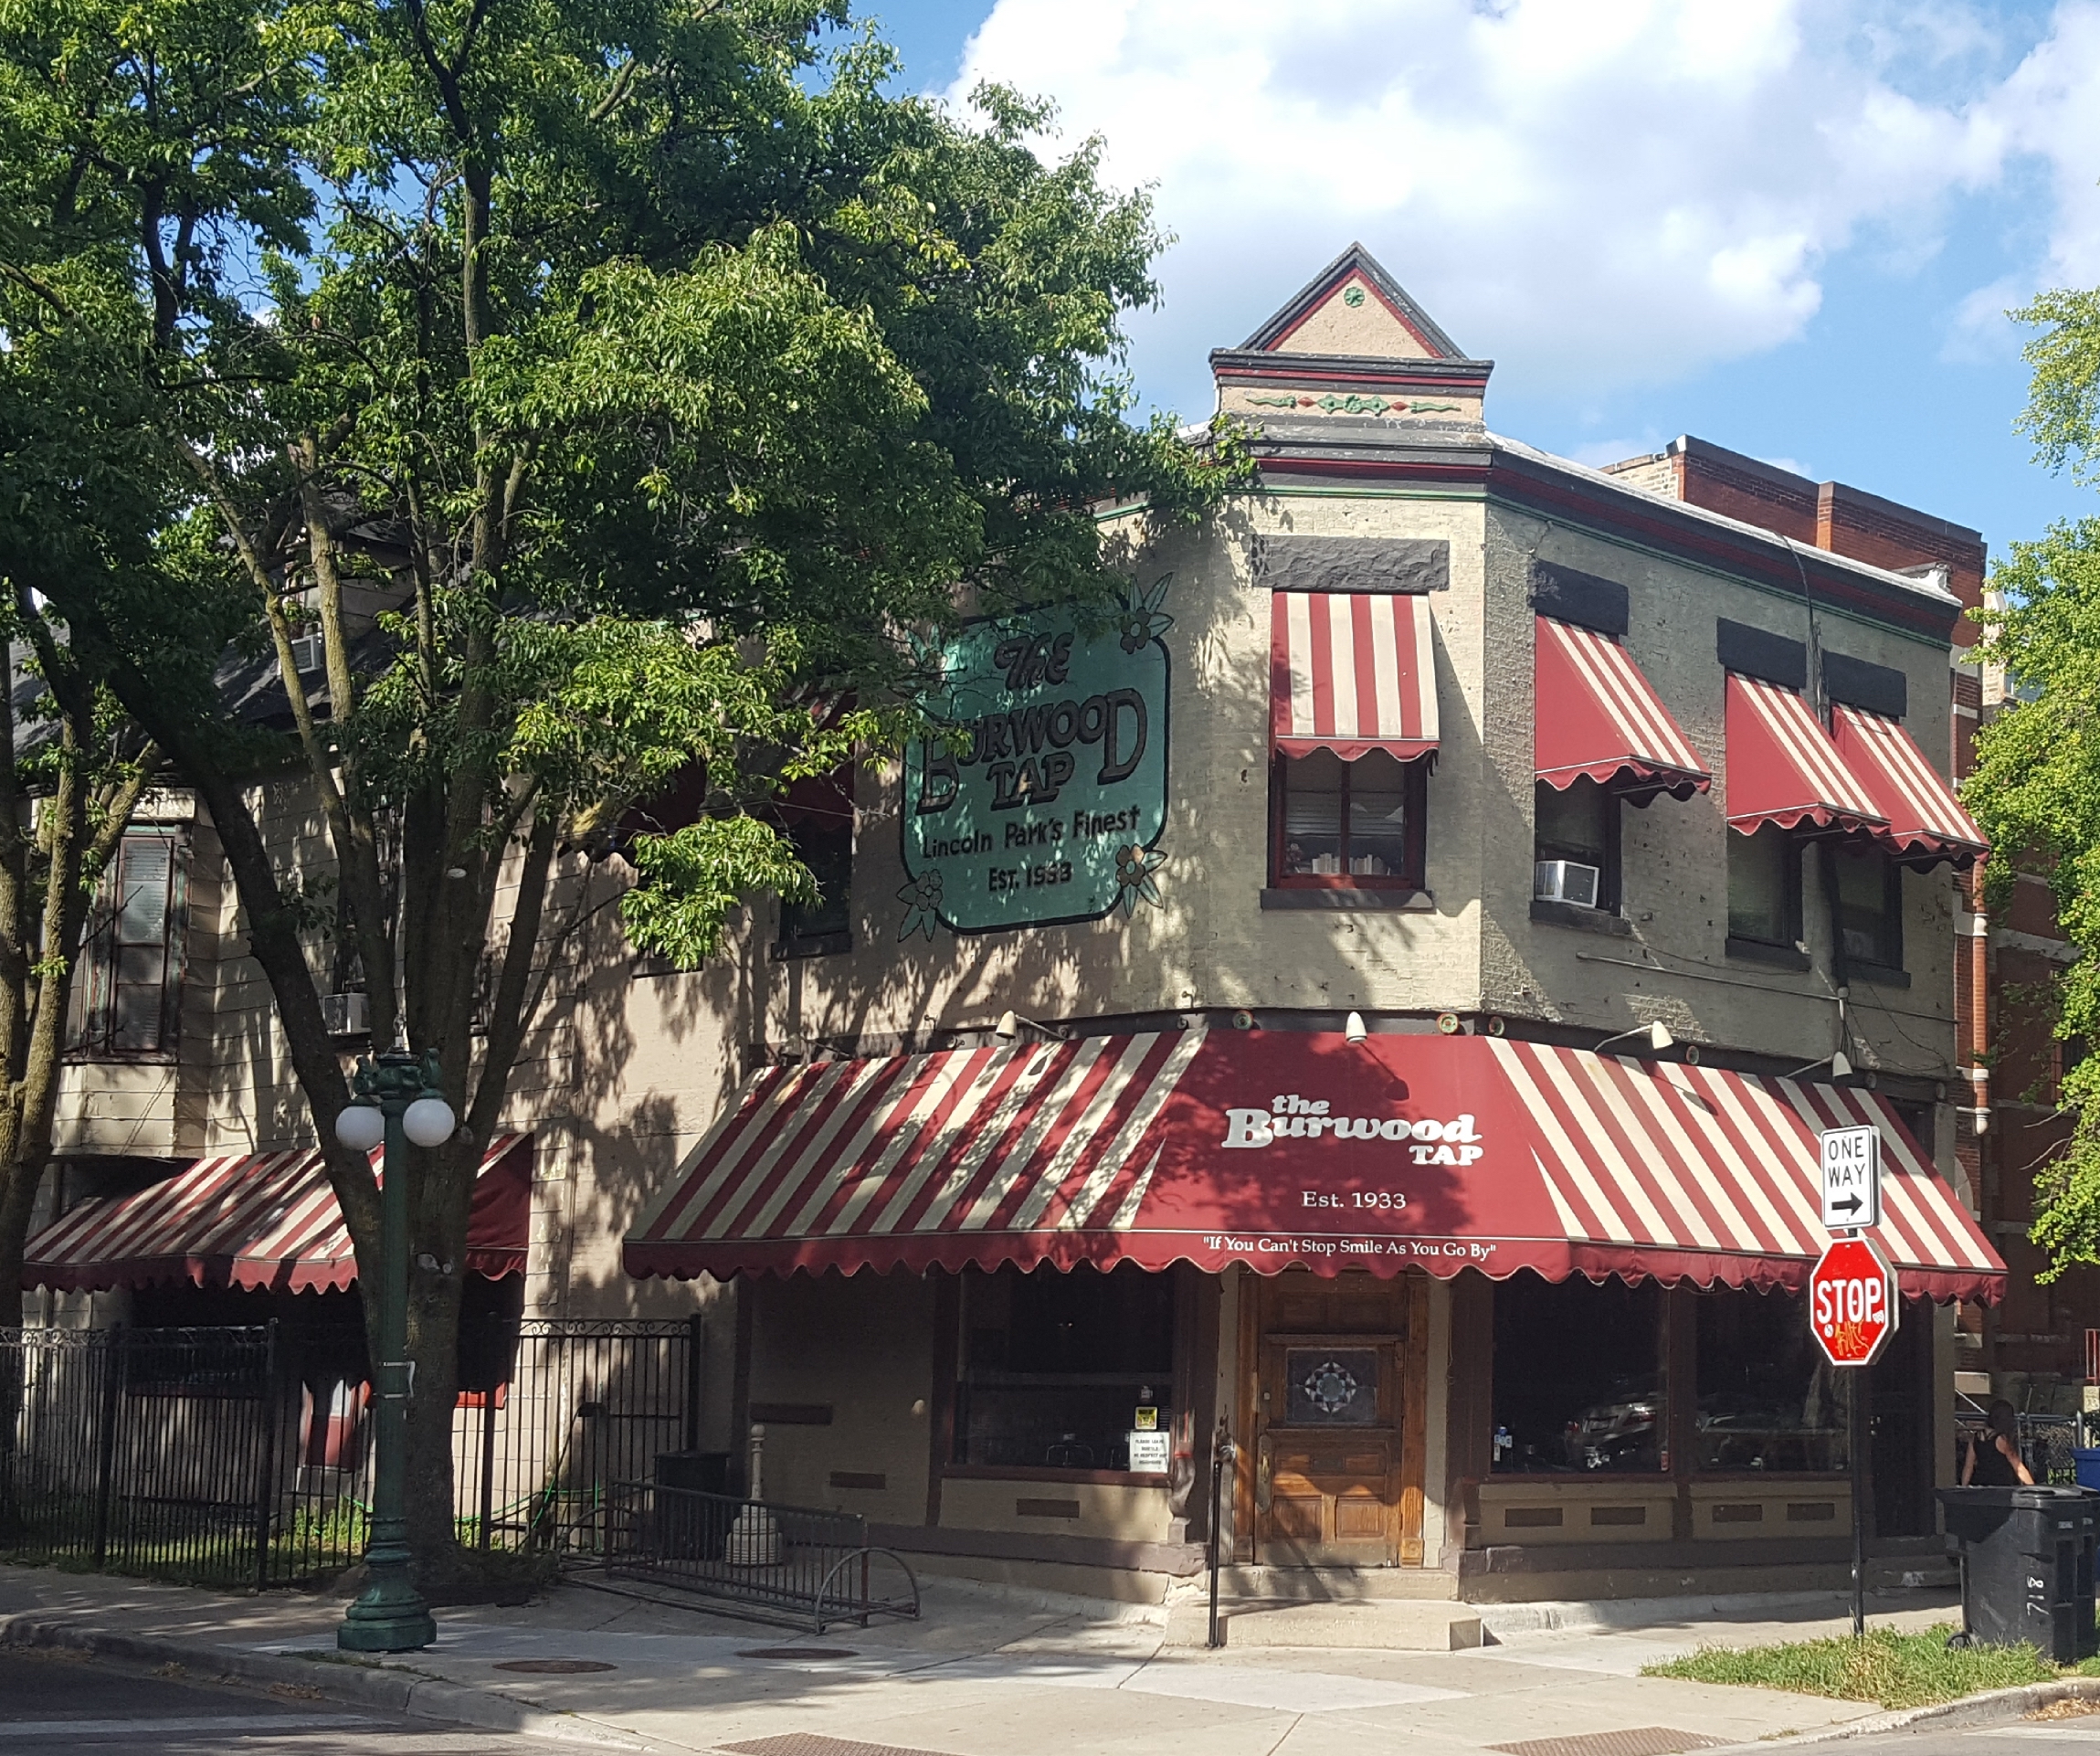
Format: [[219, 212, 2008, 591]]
[[402, 1095, 458, 1148], [334, 1103, 385, 1153]]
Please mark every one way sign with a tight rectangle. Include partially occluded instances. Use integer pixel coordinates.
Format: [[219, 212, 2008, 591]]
[[1820, 1126, 1882, 1232]]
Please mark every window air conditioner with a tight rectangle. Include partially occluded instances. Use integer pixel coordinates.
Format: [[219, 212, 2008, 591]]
[[322, 991, 369, 1035], [1534, 860, 1602, 908], [287, 631, 324, 675]]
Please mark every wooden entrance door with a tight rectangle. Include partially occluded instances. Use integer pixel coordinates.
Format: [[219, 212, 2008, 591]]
[[1241, 1271, 1428, 1566]]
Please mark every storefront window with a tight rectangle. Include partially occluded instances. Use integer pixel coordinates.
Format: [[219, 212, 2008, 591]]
[[955, 1264, 1174, 1472], [1695, 1286, 1849, 1472], [1491, 1273, 1664, 1473], [1272, 749, 1422, 887]]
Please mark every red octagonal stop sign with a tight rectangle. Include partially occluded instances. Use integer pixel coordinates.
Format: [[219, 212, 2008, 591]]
[[1810, 1236, 1899, 1368]]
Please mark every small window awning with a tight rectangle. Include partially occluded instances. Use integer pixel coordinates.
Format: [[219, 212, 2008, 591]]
[[1725, 673, 1888, 836], [623, 1032, 2002, 1305], [24, 1135, 533, 1295], [1271, 592, 1438, 763], [1831, 703, 1988, 870], [1535, 617, 1709, 799]]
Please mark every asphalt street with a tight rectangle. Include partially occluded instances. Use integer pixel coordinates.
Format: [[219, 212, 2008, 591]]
[[1831, 1722, 2100, 1756], [0, 1649, 564, 1753]]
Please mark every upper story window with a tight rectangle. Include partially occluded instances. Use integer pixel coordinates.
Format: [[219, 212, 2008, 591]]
[[774, 768, 854, 959], [68, 829, 185, 1060], [1726, 824, 1800, 953], [1533, 778, 1620, 913], [1833, 843, 1903, 974], [1272, 749, 1425, 890]]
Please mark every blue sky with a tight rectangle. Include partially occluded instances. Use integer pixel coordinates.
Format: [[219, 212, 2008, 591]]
[[861, 0, 2100, 557]]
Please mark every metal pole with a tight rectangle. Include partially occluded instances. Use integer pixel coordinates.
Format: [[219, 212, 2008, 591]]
[[254, 1319, 280, 1593], [1208, 1419, 1232, 1649], [339, 1048, 438, 1652], [1851, 1362, 1868, 1639]]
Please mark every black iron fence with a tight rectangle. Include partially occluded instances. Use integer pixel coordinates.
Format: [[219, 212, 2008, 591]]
[[600, 1479, 920, 1633], [0, 1317, 698, 1589]]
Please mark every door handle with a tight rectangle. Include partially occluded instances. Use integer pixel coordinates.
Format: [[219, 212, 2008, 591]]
[[1255, 1433, 1273, 1512]]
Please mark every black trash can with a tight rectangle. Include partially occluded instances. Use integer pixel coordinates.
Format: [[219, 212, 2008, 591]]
[[1938, 1486, 2100, 1662], [652, 1451, 732, 1560]]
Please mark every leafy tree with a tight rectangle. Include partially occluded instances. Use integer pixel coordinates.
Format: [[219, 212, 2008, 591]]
[[1968, 289, 2100, 1278], [16, 0, 1237, 1574]]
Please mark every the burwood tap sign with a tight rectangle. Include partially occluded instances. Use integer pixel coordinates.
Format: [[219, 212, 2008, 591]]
[[899, 579, 1171, 936]]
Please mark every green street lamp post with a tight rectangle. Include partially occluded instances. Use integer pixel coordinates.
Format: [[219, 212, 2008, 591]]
[[334, 1044, 456, 1654]]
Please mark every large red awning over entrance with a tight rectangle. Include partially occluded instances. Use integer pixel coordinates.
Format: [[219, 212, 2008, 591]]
[[25, 1134, 533, 1295], [624, 1033, 2002, 1304]]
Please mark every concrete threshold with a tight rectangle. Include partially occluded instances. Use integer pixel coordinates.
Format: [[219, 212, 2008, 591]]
[[1164, 1598, 1484, 1650]]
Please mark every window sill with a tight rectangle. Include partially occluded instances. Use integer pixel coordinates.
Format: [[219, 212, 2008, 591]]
[[771, 931, 852, 961], [942, 1464, 1170, 1487], [1530, 899, 1631, 936], [1725, 936, 1810, 971], [1261, 887, 1434, 912], [1847, 960, 1911, 989]]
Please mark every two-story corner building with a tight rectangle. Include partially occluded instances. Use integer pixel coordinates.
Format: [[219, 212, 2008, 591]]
[[609, 246, 2005, 1611], [24, 244, 2007, 1618]]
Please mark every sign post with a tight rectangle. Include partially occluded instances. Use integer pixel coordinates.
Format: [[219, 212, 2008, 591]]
[[1815, 1126, 1890, 1642]]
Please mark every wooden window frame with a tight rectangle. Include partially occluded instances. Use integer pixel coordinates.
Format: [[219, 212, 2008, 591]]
[[67, 827, 186, 1063], [1268, 752, 1429, 892]]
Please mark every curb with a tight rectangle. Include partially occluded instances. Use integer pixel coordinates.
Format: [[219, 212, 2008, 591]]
[[0, 1613, 649, 1749], [1708, 1677, 2100, 1750]]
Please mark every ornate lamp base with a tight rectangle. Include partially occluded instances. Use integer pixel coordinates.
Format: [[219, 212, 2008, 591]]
[[337, 1554, 436, 1652]]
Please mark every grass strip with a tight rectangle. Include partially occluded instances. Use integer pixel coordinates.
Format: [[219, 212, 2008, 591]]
[[1642, 1624, 2100, 1709]]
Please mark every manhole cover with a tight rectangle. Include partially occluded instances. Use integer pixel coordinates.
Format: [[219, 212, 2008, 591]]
[[1491, 1732, 1728, 1756], [723, 1739, 944, 1756], [737, 1646, 860, 1661], [493, 1658, 618, 1675]]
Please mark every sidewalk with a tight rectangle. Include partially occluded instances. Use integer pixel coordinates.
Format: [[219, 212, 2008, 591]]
[[0, 1561, 1970, 1754]]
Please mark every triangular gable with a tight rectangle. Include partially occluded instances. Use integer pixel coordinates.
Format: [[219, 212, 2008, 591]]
[[1243, 243, 1464, 362]]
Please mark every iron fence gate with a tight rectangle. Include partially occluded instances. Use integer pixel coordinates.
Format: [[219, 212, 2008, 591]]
[[0, 1317, 698, 1589]]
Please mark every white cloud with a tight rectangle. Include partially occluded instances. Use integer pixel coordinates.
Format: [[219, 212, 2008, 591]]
[[944, 0, 2085, 410]]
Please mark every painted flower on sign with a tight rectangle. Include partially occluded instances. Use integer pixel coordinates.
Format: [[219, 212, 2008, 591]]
[[1114, 843, 1165, 915], [896, 870, 944, 942], [1118, 574, 1174, 654]]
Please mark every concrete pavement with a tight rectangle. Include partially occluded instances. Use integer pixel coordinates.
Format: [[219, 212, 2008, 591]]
[[0, 1561, 1983, 1754]]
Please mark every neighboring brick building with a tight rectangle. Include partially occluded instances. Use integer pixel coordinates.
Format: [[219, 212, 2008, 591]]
[[1605, 437, 2096, 1412]]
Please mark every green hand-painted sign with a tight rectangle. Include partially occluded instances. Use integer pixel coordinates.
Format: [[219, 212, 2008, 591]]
[[899, 579, 1171, 936]]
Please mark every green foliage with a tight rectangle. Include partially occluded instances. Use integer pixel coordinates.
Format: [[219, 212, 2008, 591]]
[[2016, 289, 2100, 487], [1644, 1624, 2066, 1709]]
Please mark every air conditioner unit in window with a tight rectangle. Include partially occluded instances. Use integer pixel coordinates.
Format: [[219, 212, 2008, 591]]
[[287, 631, 324, 675], [1535, 859, 1602, 908], [322, 991, 369, 1036]]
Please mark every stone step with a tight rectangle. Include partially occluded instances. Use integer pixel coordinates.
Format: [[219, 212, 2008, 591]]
[[1164, 1599, 1484, 1650], [1204, 1564, 1463, 1603]]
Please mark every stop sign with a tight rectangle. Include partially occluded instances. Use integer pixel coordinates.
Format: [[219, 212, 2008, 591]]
[[1809, 1236, 1899, 1368]]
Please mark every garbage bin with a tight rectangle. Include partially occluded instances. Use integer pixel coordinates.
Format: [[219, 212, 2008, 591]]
[[1938, 1486, 2100, 1662], [655, 1450, 731, 1496], [2074, 1449, 2100, 1494]]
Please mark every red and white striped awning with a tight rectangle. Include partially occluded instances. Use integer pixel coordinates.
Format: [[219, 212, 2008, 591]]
[[1831, 703, 1987, 870], [1725, 673, 1888, 836], [1271, 592, 1438, 763], [623, 1032, 2001, 1304], [24, 1135, 533, 1295], [1535, 617, 1709, 799]]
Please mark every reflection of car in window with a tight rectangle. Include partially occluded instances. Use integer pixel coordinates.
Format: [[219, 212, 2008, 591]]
[[1564, 1381, 1659, 1470]]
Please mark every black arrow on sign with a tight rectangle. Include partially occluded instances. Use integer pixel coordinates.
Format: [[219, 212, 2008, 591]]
[[1829, 1193, 1863, 1218]]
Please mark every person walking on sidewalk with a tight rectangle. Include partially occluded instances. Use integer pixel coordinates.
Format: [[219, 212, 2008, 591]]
[[1960, 1399, 2035, 1486]]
